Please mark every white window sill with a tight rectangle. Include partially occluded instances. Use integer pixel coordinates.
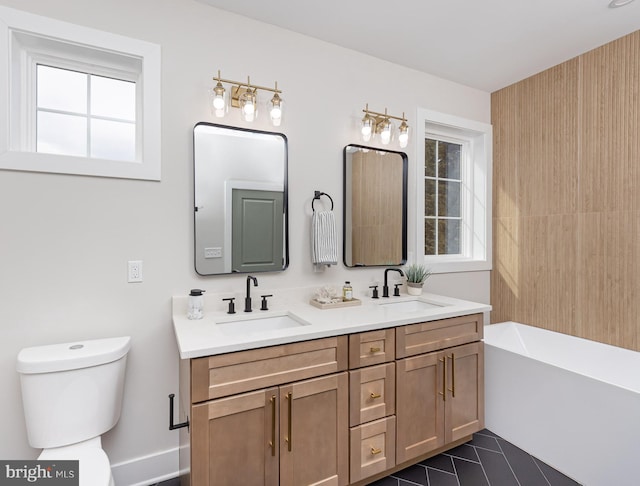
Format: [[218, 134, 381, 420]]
[[0, 150, 160, 180]]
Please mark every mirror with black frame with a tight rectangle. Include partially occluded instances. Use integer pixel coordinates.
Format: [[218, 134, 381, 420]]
[[343, 144, 408, 267], [194, 123, 288, 276]]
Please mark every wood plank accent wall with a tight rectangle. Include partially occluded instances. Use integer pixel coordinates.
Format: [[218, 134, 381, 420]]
[[490, 30, 640, 351], [351, 151, 404, 265]]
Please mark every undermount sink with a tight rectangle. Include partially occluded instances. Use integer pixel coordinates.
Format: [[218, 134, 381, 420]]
[[378, 299, 443, 313], [215, 313, 310, 336]]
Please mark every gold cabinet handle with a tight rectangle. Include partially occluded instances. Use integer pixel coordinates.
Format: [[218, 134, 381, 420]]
[[369, 346, 381, 353], [286, 392, 293, 452], [448, 354, 456, 397], [370, 447, 382, 455], [370, 392, 381, 400], [438, 357, 446, 401], [269, 395, 276, 456]]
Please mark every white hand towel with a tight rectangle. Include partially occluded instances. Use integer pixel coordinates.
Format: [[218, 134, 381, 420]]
[[312, 210, 338, 266]]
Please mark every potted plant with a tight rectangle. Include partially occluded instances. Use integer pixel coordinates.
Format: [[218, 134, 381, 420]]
[[404, 263, 432, 296]]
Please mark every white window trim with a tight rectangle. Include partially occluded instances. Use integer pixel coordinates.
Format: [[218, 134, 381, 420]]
[[0, 6, 161, 180], [415, 108, 492, 274]]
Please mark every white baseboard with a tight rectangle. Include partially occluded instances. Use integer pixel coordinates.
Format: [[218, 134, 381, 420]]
[[111, 447, 179, 486]]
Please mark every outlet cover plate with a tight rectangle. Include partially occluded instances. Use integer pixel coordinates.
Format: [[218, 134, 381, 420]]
[[128, 260, 143, 282]]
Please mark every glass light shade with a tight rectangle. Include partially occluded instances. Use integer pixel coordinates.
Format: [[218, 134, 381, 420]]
[[269, 93, 283, 127], [361, 114, 375, 142], [379, 119, 392, 145], [211, 82, 227, 118], [240, 89, 257, 122], [398, 121, 409, 148]]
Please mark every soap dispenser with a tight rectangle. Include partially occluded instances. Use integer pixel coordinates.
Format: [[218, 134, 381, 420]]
[[188, 289, 205, 320], [343, 281, 353, 301]]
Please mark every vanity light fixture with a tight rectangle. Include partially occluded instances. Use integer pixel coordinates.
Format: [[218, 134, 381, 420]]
[[361, 104, 409, 148], [210, 70, 283, 126]]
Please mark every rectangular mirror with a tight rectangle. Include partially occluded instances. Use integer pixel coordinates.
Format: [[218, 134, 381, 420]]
[[194, 123, 288, 275], [343, 144, 407, 267]]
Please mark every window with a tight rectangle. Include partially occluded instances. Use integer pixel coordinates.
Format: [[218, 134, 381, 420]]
[[36, 65, 136, 161], [416, 108, 492, 273], [0, 6, 161, 180], [424, 138, 463, 256]]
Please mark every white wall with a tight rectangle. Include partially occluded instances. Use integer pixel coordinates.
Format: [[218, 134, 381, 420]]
[[0, 0, 490, 482]]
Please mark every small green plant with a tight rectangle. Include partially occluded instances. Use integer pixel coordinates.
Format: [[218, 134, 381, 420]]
[[404, 263, 432, 284]]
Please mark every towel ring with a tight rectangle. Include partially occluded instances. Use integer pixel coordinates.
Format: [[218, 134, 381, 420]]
[[312, 191, 334, 211]]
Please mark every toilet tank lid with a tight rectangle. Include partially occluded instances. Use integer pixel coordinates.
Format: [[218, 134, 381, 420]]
[[17, 336, 131, 374]]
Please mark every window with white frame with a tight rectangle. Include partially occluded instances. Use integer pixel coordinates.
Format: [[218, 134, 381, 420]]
[[416, 109, 492, 273], [36, 65, 137, 161], [0, 6, 161, 180]]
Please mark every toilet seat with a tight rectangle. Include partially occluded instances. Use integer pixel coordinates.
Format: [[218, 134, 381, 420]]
[[39, 443, 114, 486]]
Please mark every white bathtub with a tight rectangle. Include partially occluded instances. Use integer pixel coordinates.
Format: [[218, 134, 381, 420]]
[[484, 322, 640, 486]]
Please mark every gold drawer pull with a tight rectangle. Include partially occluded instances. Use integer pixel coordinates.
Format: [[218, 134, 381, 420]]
[[286, 392, 293, 452], [370, 392, 382, 399], [438, 357, 446, 401], [269, 395, 276, 456], [370, 447, 382, 455], [448, 353, 456, 397], [369, 346, 381, 353]]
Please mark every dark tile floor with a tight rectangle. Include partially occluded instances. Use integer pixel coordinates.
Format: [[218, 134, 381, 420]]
[[370, 429, 581, 486], [154, 429, 581, 486]]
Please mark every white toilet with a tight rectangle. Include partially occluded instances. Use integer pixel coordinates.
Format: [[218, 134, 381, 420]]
[[17, 336, 131, 486]]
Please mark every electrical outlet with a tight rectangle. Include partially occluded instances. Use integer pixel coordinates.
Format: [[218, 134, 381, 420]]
[[128, 260, 143, 283], [204, 247, 222, 259]]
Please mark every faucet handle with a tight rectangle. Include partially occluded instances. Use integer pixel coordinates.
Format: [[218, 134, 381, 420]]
[[369, 285, 379, 299], [222, 297, 236, 314], [393, 283, 401, 297], [260, 294, 273, 311]]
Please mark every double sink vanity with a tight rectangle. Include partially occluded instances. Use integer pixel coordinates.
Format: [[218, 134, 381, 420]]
[[173, 288, 491, 486]]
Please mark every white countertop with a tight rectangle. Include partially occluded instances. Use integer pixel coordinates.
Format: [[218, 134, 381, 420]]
[[172, 288, 491, 359]]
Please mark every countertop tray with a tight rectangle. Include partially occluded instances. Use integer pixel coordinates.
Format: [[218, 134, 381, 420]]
[[309, 298, 363, 309]]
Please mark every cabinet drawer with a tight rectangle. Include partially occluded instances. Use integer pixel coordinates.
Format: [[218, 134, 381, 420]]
[[350, 416, 396, 483], [396, 313, 483, 358], [349, 328, 395, 368], [191, 336, 348, 402], [349, 363, 395, 427]]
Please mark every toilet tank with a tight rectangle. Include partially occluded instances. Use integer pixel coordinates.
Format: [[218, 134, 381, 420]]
[[17, 336, 131, 449]]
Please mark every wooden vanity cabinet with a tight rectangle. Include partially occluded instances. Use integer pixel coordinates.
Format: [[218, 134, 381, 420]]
[[189, 336, 349, 486], [396, 315, 484, 464], [182, 314, 484, 486]]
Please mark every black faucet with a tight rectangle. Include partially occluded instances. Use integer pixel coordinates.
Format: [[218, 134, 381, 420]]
[[383, 268, 405, 297], [244, 275, 258, 312]]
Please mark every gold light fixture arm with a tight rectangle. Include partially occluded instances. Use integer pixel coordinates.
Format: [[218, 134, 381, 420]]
[[362, 104, 406, 123], [212, 71, 282, 94]]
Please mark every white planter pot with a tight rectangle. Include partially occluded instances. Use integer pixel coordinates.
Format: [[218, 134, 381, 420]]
[[406, 283, 423, 296]]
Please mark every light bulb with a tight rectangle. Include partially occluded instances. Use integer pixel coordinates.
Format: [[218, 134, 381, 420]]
[[269, 93, 283, 127], [361, 114, 374, 142], [398, 131, 408, 148], [211, 81, 227, 118], [380, 119, 392, 145], [213, 96, 225, 110], [240, 89, 257, 122], [398, 119, 409, 148]]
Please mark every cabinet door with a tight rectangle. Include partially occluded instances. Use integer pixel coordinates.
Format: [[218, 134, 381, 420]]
[[396, 352, 445, 464], [279, 372, 349, 486], [191, 387, 279, 486], [444, 341, 484, 443]]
